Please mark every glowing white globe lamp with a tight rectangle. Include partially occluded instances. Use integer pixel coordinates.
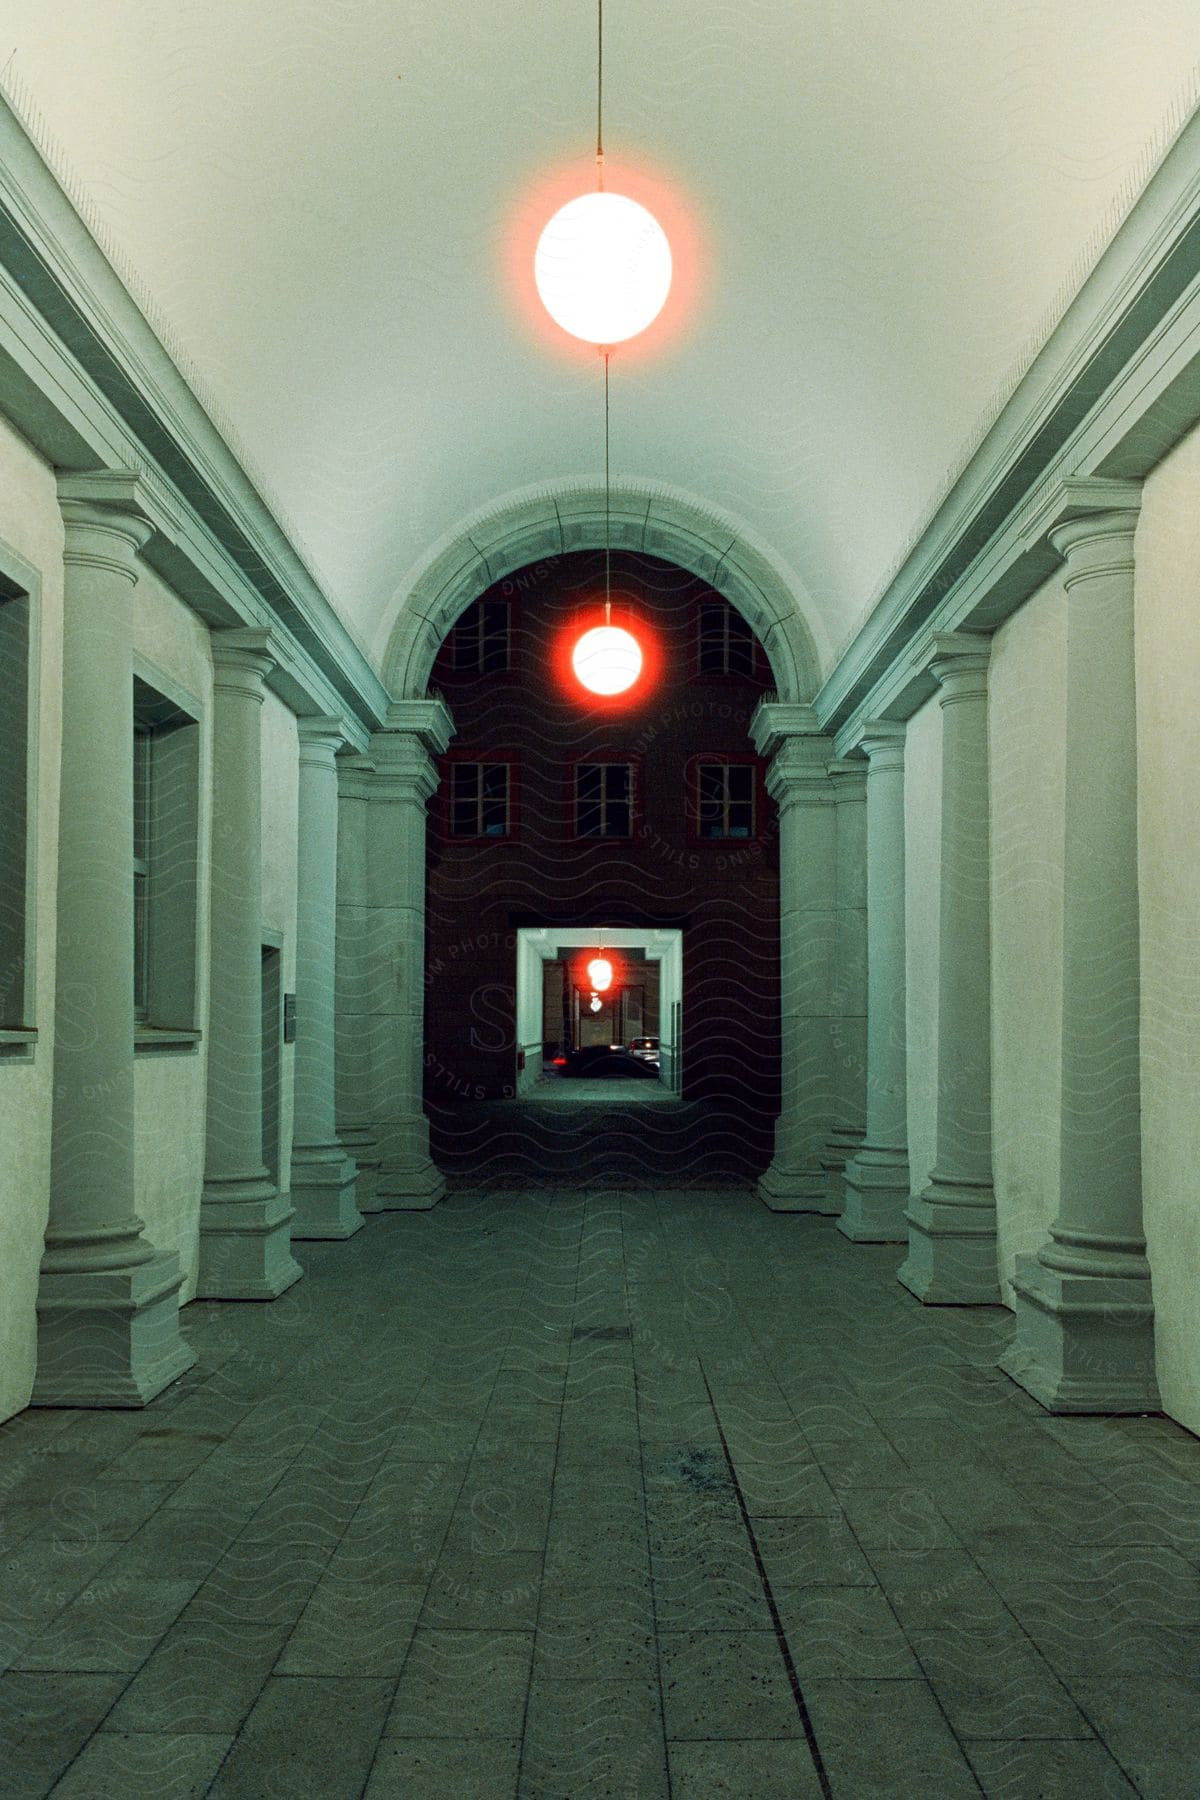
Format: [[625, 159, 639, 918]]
[[535, 192, 672, 344], [588, 993, 603, 1014], [587, 956, 614, 993], [571, 624, 642, 696]]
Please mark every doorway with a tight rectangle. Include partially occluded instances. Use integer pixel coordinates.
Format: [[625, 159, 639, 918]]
[[515, 927, 682, 1097]]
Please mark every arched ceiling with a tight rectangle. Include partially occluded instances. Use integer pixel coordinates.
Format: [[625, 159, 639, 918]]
[[3, 0, 1200, 676]]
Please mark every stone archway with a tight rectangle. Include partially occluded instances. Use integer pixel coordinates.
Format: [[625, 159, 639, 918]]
[[367, 482, 838, 1208], [378, 482, 822, 703]]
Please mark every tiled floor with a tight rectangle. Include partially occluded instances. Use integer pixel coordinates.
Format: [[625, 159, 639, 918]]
[[2, 1188, 1199, 1798]]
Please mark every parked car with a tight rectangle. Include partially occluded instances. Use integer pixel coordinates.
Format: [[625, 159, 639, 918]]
[[559, 1044, 658, 1080], [627, 1036, 660, 1069]]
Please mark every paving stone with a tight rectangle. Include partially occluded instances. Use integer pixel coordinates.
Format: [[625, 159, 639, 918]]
[[15, 1577, 199, 1673], [0, 1671, 126, 1797], [104, 1615, 290, 1734], [275, 1577, 425, 1676], [521, 1678, 665, 1797], [207, 1675, 393, 1796], [47, 1730, 232, 1797], [422, 1551, 543, 1629], [911, 1627, 1092, 1739], [384, 1628, 532, 1737], [667, 1737, 827, 1796], [1068, 1672, 1200, 1797], [801, 1677, 980, 1797], [366, 1736, 522, 1798], [775, 1584, 921, 1680], [839, 1485, 960, 1550], [752, 1514, 877, 1587], [963, 1737, 1138, 1797], [659, 1630, 801, 1739]]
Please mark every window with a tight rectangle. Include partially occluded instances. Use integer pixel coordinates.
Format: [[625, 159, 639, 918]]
[[574, 761, 634, 838], [0, 586, 31, 1048], [450, 598, 511, 674], [697, 600, 757, 678], [449, 760, 514, 838], [132, 675, 202, 1046], [694, 760, 757, 839]]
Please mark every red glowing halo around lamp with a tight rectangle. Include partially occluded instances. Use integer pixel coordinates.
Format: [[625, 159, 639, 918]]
[[586, 956, 614, 993], [571, 623, 643, 696], [535, 192, 672, 345]]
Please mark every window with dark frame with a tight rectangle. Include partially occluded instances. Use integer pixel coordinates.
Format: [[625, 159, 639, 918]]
[[0, 589, 30, 1036], [575, 761, 633, 838], [450, 598, 511, 674], [133, 725, 152, 1019], [695, 761, 756, 839], [131, 677, 201, 1039], [697, 599, 757, 678], [450, 760, 513, 838]]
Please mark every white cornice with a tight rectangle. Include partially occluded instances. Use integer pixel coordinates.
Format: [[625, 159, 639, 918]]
[[0, 94, 389, 740]]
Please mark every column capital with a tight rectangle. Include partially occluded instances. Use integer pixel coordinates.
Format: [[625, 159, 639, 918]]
[[851, 719, 906, 769], [1048, 511, 1139, 588], [211, 626, 283, 700], [765, 731, 836, 808], [1020, 476, 1141, 556], [369, 726, 440, 805], [297, 714, 352, 767], [828, 758, 867, 797], [337, 751, 377, 802], [58, 494, 154, 580], [749, 699, 819, 760], [924, 630, 992, 705], [384, 695, 455, 756]]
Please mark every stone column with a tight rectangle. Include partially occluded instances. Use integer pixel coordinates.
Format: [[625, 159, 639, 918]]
[[822, 759, 868, 1213], [290, 718, 362, 1238], [32, 489, 195, 1406], [899, 634, 999, 1303], [1000, 498, 1159, 1411], [367, 700, 454, 1208], [840, 722, 910, 1241], [752, 704, 838, 1212], [335, 753, 381, 1210], [197, 629, 301, 1298]]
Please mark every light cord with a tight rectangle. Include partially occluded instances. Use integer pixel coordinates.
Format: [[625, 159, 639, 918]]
[[596, 0, 605, 187], [604, 348, 611, 623]]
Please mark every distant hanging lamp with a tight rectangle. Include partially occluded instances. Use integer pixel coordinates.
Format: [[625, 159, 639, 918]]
[[534, 3, 672, 346]]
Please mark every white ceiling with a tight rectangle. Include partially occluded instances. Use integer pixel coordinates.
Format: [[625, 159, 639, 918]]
[[4, 0, 1200, 674]]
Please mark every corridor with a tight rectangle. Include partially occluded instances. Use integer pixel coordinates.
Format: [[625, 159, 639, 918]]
[[1, 1189, 1198, 1798]]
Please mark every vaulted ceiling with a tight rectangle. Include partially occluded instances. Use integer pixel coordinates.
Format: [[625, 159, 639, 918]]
[[4, 0, 1200, 674]]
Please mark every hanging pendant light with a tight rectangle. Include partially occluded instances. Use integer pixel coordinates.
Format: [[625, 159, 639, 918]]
[[533, 3, 672, 347]]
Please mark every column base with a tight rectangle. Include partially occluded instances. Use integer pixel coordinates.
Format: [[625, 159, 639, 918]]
[[374, 1152, 446, 1211], [838, 1148, 910, 1242], [31, 1250, 195, 1408], [898, 1177, 1000, 1304], [338, 1123, 381, 1212], [757, 1158, 838, 1214], [822, 1127, 864, 1217], [290, 1146, 364, 1240], [998, 1254, 1161, 1414], [196, 1179, 302, 1300]]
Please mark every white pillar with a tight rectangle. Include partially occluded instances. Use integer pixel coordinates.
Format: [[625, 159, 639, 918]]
[[197, 629, 301, 1298], [290, 718, 362, 1238], [32, 488, 195, 1405], [367, 701, 454, 1208], [752, 705, 838, 1212], [1000, 498, 1159, 1411], [840, 722, 910, 1241], [899, 634, 999, 1302], [335, 753, 381, 1209], [823, 760, 868, 1213]]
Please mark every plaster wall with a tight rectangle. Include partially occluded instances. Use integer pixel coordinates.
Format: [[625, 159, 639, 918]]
[[988, 571, 1066, 1305], [904, 695, 942, 1197], [1135, 424, 1200, 1437], [131, 565, 213, 1301], [261, 692, 299, 1199], [0, 414, 62, 1424]]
